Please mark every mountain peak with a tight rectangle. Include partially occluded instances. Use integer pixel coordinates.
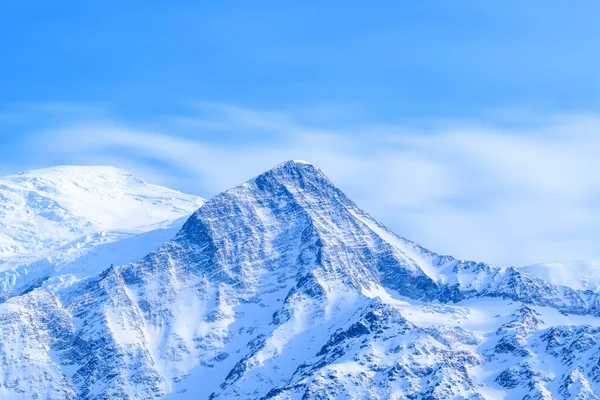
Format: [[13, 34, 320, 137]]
[[270, 159, 322, 176], [246, 159, 329, 188], [279, 159, 312, 166]]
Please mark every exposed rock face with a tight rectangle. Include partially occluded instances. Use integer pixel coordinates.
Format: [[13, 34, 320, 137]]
[[2, 160, 600, 399]]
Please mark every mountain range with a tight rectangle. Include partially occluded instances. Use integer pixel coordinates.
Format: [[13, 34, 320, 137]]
[[1, 160, 599, 399]]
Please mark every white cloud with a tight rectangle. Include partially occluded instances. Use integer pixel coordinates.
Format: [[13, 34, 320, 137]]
[[30, 105, 600, 267]]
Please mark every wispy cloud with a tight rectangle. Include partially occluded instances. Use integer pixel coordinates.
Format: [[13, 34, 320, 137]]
[[22, 104, 600, 267]]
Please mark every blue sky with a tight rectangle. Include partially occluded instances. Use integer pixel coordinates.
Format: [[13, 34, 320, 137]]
[[1, 1, 600, 266]]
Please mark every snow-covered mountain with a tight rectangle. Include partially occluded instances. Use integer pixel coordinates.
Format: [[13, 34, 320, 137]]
[[0, 166, 204, 301], [2, 160, 600, 399]]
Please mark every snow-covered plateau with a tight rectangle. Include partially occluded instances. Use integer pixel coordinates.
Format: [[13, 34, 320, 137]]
[[1, 161, 600, 399]]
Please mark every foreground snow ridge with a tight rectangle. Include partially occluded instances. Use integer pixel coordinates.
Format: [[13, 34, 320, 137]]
[[1, 160, 600, 399]]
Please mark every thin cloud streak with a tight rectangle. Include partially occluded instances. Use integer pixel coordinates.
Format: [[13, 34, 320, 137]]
[[31, 105, 600, 267]]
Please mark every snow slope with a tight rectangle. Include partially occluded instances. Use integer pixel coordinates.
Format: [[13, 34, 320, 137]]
[[0, 165, 203, 266], [1, 160, 600, 399], [0, 166, 204, 300], [519, 258, 600, 292]]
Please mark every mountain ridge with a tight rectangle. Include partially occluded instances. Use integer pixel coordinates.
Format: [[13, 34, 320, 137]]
[[1, 160, 600, 399]]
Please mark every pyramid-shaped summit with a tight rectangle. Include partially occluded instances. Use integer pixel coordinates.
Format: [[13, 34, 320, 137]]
[[171, 159, 442, 297], [244, 159, 333, 191]]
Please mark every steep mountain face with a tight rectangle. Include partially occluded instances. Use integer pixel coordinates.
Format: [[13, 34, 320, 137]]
[[2, 160, 600, 399], [0, 166, 204, 301]]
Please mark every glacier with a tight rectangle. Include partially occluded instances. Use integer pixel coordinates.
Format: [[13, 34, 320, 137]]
[[0, 165, 204, 301], [1, 161, 600, 399]]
